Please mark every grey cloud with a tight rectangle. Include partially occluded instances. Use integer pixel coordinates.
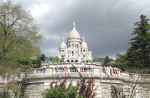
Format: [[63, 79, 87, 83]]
[[15, 0, 150, 57]]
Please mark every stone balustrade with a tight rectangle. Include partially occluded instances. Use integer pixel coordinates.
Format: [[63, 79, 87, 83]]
[[26, 64, 150, 84], [22, 64, 150, 98]]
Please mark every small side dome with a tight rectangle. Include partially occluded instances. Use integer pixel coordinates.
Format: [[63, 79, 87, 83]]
[[82, 41, 88, 48], [60, 41, 67, 49]]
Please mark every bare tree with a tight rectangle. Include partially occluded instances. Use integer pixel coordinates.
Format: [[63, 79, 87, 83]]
[[71, 64, 96, 98], [110, 73, 141, 98], [45, 64, 96, 98], [111, 84, 125, 98]]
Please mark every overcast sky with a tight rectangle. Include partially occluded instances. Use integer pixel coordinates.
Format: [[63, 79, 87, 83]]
[[11, 0, 150, 57]]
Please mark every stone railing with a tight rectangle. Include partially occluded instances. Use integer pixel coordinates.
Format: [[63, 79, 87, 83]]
[[0, 75, 22, 86], [26, 65, 150, 83], [26, 65, 127, 80]]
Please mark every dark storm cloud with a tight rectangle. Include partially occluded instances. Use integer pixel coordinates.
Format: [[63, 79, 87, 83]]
[[14, 0, 150, 57]]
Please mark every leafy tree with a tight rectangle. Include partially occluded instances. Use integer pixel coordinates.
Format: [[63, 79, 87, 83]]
[[114, 54, 128, 70], [127, 15, 150, 68], [0, 1, 41, 72], [44, 79, 82, 98], [31, 54, 47, 68], [40, 54, 46, 62], [49, 56, 61, 64], [0, 1, 41, 98], [103, 56, 112, 65], [44, 86, 79, 98], [115, 54, 128, 64]]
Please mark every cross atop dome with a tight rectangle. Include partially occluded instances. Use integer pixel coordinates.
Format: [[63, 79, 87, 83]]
[[73, 21, 76, 28], [72, 21, 77, 32]]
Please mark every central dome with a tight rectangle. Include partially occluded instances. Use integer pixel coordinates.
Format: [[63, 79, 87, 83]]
[[68, 22, 80, 39], [69, 28, 80, 39]]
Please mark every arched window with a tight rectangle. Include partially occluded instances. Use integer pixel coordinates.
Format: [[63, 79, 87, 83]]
[[75, 60, 78, 63], [72, 51, 74, 56], [71, 60, 74, 62], [67, 60, 70, 63]]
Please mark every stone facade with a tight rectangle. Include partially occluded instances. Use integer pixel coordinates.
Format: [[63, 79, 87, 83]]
[[24, 64, 150, 98]]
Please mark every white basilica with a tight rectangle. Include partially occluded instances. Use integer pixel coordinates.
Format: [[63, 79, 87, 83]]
[[7, 22, 150, 98], [58, 22, 92, 63]]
